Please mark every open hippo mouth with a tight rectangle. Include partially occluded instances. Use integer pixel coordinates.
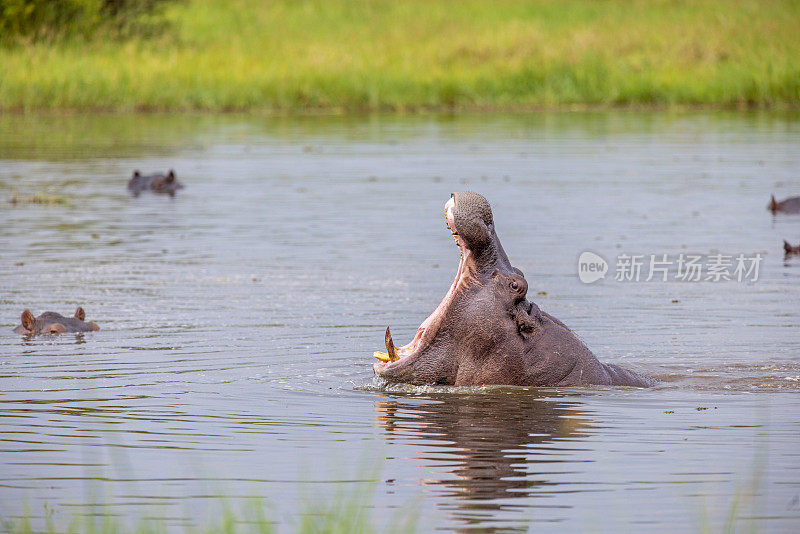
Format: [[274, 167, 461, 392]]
[[372, 191, 522, 384], [373, 194, 472, 369]]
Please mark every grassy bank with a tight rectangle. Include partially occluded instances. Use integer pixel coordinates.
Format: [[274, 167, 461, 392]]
[[1, 0, 799, 112]]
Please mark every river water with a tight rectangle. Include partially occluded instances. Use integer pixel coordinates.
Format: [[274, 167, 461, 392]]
[[1, 112, 799, 532]]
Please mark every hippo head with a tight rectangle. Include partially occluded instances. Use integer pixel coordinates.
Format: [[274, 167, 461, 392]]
[[373, 192, 544, 385], [13, 307, 100, 335], [151, 170, 182, 194]]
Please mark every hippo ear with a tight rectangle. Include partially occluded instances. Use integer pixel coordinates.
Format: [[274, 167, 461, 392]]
[[134, 170, 141, 177], [166, 170, 175, 183], [21, 310, 35, 331], [785, 240, 792, 253], [514, 304, 539, 337], [74, 307, 85, 321]]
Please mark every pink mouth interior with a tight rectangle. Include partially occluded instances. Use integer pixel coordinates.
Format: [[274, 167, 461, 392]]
[[380, 197, 471, 366]]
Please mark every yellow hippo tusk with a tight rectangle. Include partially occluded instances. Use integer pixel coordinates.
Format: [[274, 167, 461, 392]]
[[384, 326, 399, 361], [373, 351, 391, 362]]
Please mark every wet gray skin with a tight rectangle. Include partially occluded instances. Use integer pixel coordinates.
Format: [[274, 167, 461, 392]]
[[128, 169, 184, 196], [374, 191, 656, 387], [13, 307, 100, 335], [768, 194, 800, 214]]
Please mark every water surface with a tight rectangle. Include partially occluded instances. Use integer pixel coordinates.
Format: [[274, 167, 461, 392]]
[[1, 112, 799, 532]]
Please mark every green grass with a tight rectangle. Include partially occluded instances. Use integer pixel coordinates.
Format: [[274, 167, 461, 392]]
[[2, 488, 418, 534], [1, 455, 418, 534], [7, 189, 71, 206], [1, 0, 799, 112]]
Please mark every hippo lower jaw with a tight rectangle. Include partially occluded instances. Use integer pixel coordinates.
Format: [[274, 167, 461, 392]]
[[373, 198, 472, 376]]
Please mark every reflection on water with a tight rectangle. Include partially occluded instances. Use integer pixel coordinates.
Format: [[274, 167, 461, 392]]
[[1, 111, 799, 531], [377, 392, 586, 531], [375, 389, 800, 532]]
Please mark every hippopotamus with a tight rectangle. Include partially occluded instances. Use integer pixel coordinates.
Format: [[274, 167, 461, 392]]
[[128, 170, 183, 196], [373, 192, 656, 387], [13, 307, 100, 335], [768, 195, 800, 214], [785, 240, 800, 255]]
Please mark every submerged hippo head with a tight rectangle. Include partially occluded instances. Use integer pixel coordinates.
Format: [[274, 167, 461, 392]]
[[150, 170, 182, 194], [373, 192, 655, 387], [128, 169, 183, 196], [768, 194, 800, 214], [13, 307, 100, 335]]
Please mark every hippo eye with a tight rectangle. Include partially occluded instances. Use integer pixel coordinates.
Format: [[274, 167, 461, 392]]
[[511, 281, 519, 290]]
